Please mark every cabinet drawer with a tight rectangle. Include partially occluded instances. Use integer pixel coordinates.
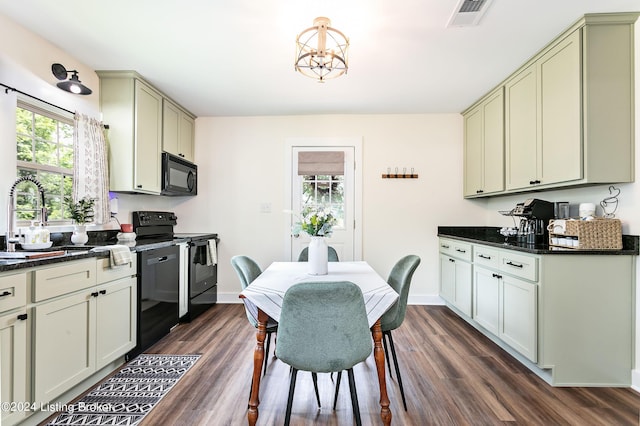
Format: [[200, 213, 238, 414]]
[[439, 239, 472, 262], [96, 253, 137, 285], [0, 272, 27, 313], [33, 259, 96, 302], [473, 245, 501, 269], [500, 252, 538, 282]]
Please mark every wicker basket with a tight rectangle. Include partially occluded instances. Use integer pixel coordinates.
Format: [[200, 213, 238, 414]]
[[548, 218, 622, 250]]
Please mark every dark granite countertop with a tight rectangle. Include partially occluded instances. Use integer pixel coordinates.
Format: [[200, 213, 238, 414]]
[[0, 231, 189, 272], [438, 226, 639, 255]]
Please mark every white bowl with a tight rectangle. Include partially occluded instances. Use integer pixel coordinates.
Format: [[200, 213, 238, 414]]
[[117, 232, 137, 242], [21, 241, 53, 250]]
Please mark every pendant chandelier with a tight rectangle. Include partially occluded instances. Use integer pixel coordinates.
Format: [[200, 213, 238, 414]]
[[295, 17, 349, 82]]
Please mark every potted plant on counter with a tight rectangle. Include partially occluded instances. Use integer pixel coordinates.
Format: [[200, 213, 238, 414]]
[[65, 196, 95, 245]]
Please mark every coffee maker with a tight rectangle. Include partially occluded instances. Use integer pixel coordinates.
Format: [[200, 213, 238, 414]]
[[508, 198, 555, 245]]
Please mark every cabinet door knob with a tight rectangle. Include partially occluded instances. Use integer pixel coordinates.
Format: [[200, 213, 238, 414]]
[[529, 180, 541, 185], [476, 189, 484, 194], [492, 273, 502, 279], [506, 261, 524, 268], [91, 292, 99, 297], [478, 254, 491, 259], [449, 258, 455, 263], [99, 290, 107, 295], [455, 248, 466, 253], [17, 313, 28, 321], [0, 290, 11, 298]]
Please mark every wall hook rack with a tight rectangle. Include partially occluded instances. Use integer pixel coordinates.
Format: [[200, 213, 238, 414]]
[[382, 167, 418, 179]]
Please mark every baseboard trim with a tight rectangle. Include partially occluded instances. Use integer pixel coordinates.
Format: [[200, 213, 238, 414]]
[[632, 370, 640, 393]]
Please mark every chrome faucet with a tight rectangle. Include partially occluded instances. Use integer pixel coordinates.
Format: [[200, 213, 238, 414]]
[[6, 176, 47, 252]]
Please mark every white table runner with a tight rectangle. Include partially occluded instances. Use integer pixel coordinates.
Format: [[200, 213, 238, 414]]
[[240, 261, 398, 328]]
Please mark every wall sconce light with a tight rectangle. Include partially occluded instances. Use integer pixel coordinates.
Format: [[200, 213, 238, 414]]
[[51, 63, 92, 95]]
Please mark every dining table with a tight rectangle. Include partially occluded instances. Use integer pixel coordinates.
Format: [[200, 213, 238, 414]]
[[239, 261, 399, 426]]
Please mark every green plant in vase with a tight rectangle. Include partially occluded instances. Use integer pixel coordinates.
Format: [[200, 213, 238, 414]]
[[65, 196, 95, 244], [66, 196, 96, 225]]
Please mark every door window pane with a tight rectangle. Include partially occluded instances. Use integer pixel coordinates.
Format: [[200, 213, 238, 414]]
[[300, 175, 345, 228]]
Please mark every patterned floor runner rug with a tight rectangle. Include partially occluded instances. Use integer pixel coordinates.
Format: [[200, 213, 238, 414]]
[[46, 354, 201, 426]]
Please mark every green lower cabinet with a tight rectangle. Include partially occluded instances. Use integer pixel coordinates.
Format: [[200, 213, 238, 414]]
[[33, 291, 97, 403], [442, 237, 634, 386], [499, 275, 537, 363], [440, 254, 472, 317], [0, 309, 28, 426], [473, 265, 537, 363], [473, 266, 500, 335]]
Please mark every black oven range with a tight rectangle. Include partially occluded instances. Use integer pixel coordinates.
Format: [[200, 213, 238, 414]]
[[174, 232, 219, 322], [127, 211, 218, 359]]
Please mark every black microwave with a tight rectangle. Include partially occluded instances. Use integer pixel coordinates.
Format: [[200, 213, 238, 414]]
[[161, 152, 197, 196]]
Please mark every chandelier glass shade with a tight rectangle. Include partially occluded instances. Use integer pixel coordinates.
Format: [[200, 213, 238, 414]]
[[295, 17, 349, 82]]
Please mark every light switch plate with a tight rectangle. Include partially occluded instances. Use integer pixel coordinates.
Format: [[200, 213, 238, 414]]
[[260, 202, 272, 213]]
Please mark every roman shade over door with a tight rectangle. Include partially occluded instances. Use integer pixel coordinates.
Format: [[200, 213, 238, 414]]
[[297, 151, 345, 176]]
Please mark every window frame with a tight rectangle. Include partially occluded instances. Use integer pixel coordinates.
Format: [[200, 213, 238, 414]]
[[15, 97, 75, 226]]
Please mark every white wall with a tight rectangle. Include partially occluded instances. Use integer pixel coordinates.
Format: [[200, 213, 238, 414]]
[[190, 114, 489, 304]]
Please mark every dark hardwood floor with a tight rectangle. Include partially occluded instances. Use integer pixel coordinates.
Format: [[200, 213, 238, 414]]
[[68, 304, 640, 425]]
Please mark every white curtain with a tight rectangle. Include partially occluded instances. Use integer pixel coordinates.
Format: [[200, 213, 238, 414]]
[[73, 113, 109, 225]]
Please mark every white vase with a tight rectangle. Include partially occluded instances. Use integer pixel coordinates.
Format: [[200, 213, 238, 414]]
[[308, 236, 328, 275], [71, 225, 89, 245]]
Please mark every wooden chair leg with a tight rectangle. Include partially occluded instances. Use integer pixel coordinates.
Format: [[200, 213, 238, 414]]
[[284, 368, 298, 426], [387, 330, 408, 411], [332, 371, 342, 410], [346, 368, 362, 426]]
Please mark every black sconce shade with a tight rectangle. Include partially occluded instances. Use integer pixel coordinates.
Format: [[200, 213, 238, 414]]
[[51, 63, 92, 95]]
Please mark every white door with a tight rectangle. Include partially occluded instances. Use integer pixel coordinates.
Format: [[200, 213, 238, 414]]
[[289, 145, 356, 261]]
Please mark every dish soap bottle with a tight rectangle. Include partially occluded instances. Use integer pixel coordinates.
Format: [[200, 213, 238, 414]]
[[24, 221, 39, 244], [38, 222, 50, 244]]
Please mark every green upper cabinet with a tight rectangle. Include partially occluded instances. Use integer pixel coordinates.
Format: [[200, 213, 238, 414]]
[[463, 87, 504, 197], [506, 29, 582, 191], [465, 12, 637, 198], [504, 64, 538, 191], [97, 72, 163, 194], [97, 70, 197, 194], [162, 98, 195, 163]]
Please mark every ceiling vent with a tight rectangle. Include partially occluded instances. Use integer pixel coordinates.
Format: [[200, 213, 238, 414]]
[[447, 0, 493, 27]]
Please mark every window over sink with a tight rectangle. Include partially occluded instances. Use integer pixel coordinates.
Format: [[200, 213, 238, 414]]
[[15, 99, 74, 225]]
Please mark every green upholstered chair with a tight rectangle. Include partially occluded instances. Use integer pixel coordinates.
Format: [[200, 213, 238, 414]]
[[232, 255, 321, 407], [331, 255, 421, 411], [297, 246, 340, 262], [380, 254, 421, 411], [231, 255, 276, 376], [276, 281, 372, 426]]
